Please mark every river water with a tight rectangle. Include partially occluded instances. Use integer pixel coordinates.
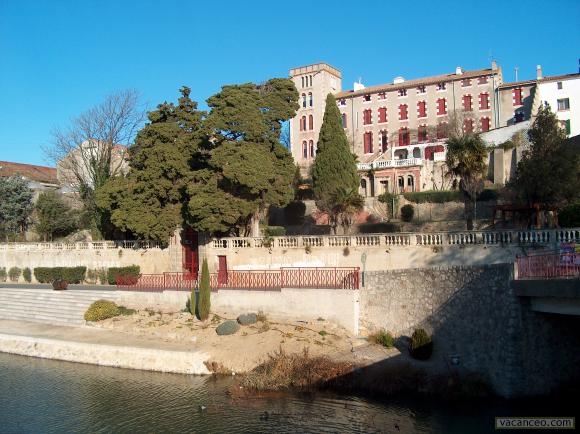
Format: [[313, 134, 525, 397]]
[[0, 353, 574, 433]]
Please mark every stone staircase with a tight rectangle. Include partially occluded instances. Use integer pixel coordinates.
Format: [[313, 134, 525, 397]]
[[0, 287, 119, 327]]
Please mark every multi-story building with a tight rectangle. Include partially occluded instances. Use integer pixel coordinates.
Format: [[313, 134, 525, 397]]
[[290, 62, 503, 197]]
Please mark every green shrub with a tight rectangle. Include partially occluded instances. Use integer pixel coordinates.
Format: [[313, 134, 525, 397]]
[[198, 258, 211, 321], [8, 267, 21, 282], [265, 226, 286, 237], [0, 267, 6, 282], [283, 201, 306, 225], [409, 328, 433, 360], [476, 189, 499, 202], [369, 329, 395, 348], [107, 265, 140, 285], [216, 320, 240, 336], [559, 202, 580, 227], [33, 267, 87, 284], [237, 313, 258, 325], [23, 267, 32, 283], [403, 190, 462, 204], [84, 300, 121, 322], [400, 204, 415, 222]]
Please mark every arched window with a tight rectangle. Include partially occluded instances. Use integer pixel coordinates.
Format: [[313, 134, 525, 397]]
[[398, 176, 405, 193], [301, 77, 304, 88], [308, 114, 313, 130], [341, 113, 347, 128], [308, 92, 313, 107], [407, 175, 415, 192], [309, 140, 315, 157], [300, 116, 306, 131], [302, 141, 308, 158], [302, 93, 307, 108]]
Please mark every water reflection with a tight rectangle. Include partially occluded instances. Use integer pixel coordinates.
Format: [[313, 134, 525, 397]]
[[0, 353, 573, 433]]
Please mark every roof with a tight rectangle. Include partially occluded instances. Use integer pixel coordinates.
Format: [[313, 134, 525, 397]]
[[0, 161, 58, 185], [497, 72, 580, 90], [335, 68, 498, 99]]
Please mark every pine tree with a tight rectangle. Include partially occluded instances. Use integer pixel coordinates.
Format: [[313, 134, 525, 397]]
[[198, 258, 211, 321], [511, 103, 578, 206], [311, 93, 361, 233]]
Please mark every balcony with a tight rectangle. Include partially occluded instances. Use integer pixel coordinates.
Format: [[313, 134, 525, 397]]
[[357, 157, 422, 171]]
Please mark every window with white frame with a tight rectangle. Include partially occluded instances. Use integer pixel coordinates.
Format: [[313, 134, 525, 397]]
[[416, 85, 426, 94], [398, 88, 407, 97], [436, 82, 446, 91], [557, 98, 570, 111]]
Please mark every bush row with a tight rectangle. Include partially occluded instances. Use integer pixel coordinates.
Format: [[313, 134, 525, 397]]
[[107, 266, 141, 285], [34, 267, 87, 284], [402, 189, 499, 204]]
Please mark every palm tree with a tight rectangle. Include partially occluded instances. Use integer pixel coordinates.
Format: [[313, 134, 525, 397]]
[[445, 133, 488, 230], [330, 186, 365, 234]]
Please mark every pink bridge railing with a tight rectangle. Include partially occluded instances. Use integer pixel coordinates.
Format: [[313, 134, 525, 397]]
[[117, 267, 360, 291], [516, 253, 580, 279]]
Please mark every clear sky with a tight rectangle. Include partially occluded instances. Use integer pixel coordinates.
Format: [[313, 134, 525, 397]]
[[1, 0, 579, 167]]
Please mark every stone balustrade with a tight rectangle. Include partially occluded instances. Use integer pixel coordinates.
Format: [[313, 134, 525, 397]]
[[212, 228, 580, 251], [0, 240, 164, 251]]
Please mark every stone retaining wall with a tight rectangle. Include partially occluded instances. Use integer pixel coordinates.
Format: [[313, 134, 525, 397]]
[[361, 264, 580, 397]]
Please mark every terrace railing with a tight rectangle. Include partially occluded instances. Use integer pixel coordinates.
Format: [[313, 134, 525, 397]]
[[0, 240, 165, 251], [211, 228, 580, 250], [516, 253, 580, 279]]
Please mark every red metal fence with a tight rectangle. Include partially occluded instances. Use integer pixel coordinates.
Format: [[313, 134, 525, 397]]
[[516, 253, 580, 279], [116, 267, 360, 291]]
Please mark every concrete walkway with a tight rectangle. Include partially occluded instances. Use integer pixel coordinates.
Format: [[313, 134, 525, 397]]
[[0, 319, 211, 374]]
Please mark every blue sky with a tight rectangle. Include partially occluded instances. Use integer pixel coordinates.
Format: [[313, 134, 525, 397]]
[[1, 0, 579, 167]]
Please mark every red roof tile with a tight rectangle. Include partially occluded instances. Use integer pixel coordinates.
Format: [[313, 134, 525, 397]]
[[0, 161, 58, 185]]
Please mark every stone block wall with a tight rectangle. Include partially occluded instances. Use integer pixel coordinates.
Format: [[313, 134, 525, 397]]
[[361, 264, 580, 397]]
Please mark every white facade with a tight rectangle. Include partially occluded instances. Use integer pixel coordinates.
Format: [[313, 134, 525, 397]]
[[535, 74, 580, 137]]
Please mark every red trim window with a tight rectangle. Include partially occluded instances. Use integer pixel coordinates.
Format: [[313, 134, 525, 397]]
[[418, 125, 428, 142], [461, 78, 471, 87], [341, 113, 347, 128], [308, 114, 313, 130], [378, 92, 386, 100], [398, 127, 410, 146], [300, 116, 306, 131], [479, 92, 490, 110], [398, 88, 407, 97], [363, 109, 372, 125], [462, 94, 472, 111], [363, 131, 373, 153], [309, 140, 315, 157], [481, 117, 491, 132], [399, 104, 408, 120], [436, 122, 448, 139], [378, 107, 387, 123], [513, 88, 523, 106], [380, 130, 388, 152], [308, 92, 313, 107], [478, 76, 488, 85], [302, 93, 307, 108], [302, 141, 308, 158], [463, 118, 474, 134], [417, 101, 427, 118], [437, 98, 447, 115]]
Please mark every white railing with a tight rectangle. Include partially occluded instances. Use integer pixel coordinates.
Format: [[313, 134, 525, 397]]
[[0, 240, 164, 251], [358, 157, 423, 171], [210, 228, 580, 250]]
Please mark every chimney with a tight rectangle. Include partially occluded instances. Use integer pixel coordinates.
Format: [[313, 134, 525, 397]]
[[491, 60, 498, 70], [536, 64, 543, 80], [455, 66, 463, 75]]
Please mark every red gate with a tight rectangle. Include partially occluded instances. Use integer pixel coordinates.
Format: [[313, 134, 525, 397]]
[[182, 228, 199, 279]]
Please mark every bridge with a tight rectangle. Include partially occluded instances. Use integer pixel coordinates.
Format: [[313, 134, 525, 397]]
[[513, 252, 580, 315]]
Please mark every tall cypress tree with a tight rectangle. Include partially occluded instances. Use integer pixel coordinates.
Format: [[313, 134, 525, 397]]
[[311, 93, 360, 232]]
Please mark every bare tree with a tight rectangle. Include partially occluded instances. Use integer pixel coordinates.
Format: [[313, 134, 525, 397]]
[[45, 89, 145, 237]]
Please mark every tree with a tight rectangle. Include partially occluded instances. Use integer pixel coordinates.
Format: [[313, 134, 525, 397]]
[[187, 78, 299, 236], [96, 87, 204, 243], [0, 175, 34, 241], [47, 89, 145, 238], [197, 258, 211, 321], [445, 133, 488, 230], [510, 103, 579, 207], [331, 186, 365, 234], [34, 191, 80, 241], [311, 94, 361, 234]]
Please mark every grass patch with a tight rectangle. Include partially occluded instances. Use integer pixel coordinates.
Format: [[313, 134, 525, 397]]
[[368, 329, 395, 348], [240, 348, 353, 392]]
